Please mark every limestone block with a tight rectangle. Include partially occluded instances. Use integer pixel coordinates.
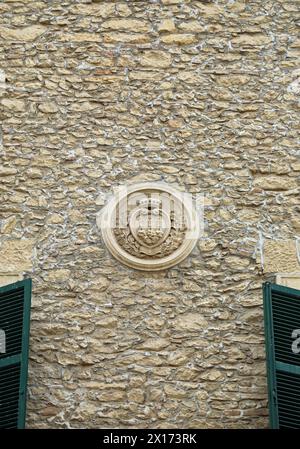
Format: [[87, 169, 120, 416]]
[[178, 21, 205, 33], [258, 239, 300, 273], [172, 313, 208, 331], [127, 389, 145, 403], [0, 216, 17, 234], [43, 269, 71, 282], [70, 4, 115, 17], [0, 25, 46, 41], [137, 338, 170, 351], [38, 102, 58, 114], [276, 273, 300, 290], [232, 33, 271, 47], [253, 176, 298, 190], [197, 4, 222, 16], [160, 34, 197, 45], [0, 239, 34, 273], [0, 272, 22, 287], [162, 0, 183, 4], [1, 98, 25, 112], [101, 19, 149, 33], [139, 50, 172, 68], [103, 33, 150, 44], [158, 19, 176, 33], [58, 33, 100, 42]]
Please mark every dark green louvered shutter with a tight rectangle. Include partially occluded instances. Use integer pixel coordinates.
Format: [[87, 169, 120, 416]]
[[0, 279, 31, 429], [263, 282, 300, 429]]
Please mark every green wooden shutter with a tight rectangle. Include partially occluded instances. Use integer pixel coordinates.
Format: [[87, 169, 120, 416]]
[[263, 281, 300, 429], [0, 279, 31, 429]]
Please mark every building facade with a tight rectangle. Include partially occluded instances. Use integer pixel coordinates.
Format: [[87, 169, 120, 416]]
[[0, 0, 300, 428]]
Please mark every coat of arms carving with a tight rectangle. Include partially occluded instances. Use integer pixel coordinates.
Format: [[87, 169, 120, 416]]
[[97, 183, 200, 271]]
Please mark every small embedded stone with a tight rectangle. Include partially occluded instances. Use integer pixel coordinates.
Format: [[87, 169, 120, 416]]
[[139, 50, 172, 68], [101, 19, 149, 33], [1, 98, 25, 112], [158, 19, 176, 33], [253, 176, 297, 191], [172, 313, 208, 331], [103, 33, 150, 44], [137, 338, 170, 351], [0, 25, 46, 41], [232, 33, 271, 47], [44, 270, 71, 282], [0, 166, 18, 176], [160, 34, 197, 45], [178, 21, 205, 33], [38, 102, 58, 113]]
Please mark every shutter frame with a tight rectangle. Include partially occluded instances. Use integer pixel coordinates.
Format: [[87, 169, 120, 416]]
[[0, 278, 31, 429], [263, 281, 300, 429], [263, 282, 279, 428]]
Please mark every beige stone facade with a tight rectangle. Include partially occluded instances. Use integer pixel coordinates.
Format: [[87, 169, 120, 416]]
[[0, 0, 300, 429]]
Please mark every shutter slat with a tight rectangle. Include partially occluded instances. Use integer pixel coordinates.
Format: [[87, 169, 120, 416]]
[[279, 414, 300, 424], [278, 401, 300, 412], [272, 292, 300, 301], [0, 311, 24, 321], [272, 298, 300, 307], [272, 303, 300, 315], [0, 291, 25, 302], [277, 398, 300, 409], [0, 362, 21, 429], [0, 302, 24, 315]]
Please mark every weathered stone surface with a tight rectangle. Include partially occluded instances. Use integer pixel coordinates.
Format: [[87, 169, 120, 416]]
[[0, 25, 46, 41], [88, 276, 109, 292], [232, 33, 271, 47], [58, 33, 100, 42], [0, 273, 22, 287], [158, 19, 176, 33], [226, 256, 250, 270], [70, 4, 115, 18], [199, 370, 223, 381], [177, 71, 205, 84], [0, 167, 18, 176], [178, 21, 205, 33], [0, 0, 298, 431], [172, 313, 208, 331], [0, 216, 17, 234], [101, 19, 149, 33], [139, 50, 172, 68], [216, 75, 251, 87], [1, 98, 25, 112], [43, 270, 71, 283], [38, 102, 58, 114], [253, 176, 297, 191], [276, 273, 300, 290], [128, 388, 145, 403], [103, 33, 150, 44], [97, 390, 126, 402], [197, 4, 222, 17], [137, 338, 170, 351], [160, 34, 197, 45], [95, 316, 117, 328], [0, 240, 34, 272], [258, 240, 300, 273]]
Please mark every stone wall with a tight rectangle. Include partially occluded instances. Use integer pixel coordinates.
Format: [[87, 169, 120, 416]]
[[0, 0, 300, 428]]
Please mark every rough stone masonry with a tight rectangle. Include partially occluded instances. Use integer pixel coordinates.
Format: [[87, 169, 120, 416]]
[[0, 0, 300, 428]]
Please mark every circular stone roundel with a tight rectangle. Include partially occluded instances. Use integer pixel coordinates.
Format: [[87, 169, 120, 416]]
[[98, 182, 200, 271]]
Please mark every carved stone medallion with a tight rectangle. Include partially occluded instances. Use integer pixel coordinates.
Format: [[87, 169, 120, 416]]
[[97, 183, 200, 271]]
